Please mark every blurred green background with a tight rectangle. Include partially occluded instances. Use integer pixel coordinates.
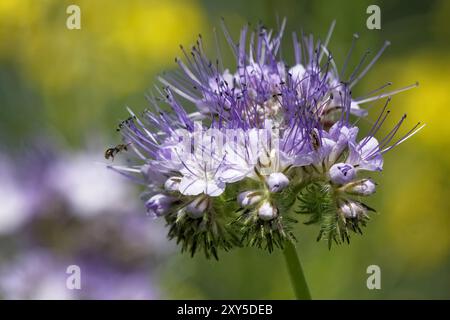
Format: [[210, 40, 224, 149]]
[[0, 0, 449, 299]]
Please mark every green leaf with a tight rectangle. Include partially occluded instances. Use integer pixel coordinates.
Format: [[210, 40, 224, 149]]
[[296, 181, 372, 248]]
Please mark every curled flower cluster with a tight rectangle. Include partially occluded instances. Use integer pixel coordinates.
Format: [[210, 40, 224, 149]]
[[110, 19, 423, 258]]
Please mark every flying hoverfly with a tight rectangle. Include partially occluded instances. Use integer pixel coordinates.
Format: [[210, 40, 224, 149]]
[[104, 143, 131, 161]]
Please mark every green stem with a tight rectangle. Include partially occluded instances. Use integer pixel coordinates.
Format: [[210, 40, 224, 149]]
[[283, 241, 311, 300]]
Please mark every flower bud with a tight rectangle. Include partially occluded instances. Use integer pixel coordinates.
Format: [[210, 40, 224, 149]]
[[238, 191, 263, 207], [145, 194, 175, 217], [329, 163, 356, 185], [186, 196, 209, 219], [343, 179, 376, 196], [339, 201, 365, 218], [258, 201, 278, 221], [266, 172, 289, 193], [164, 176, 181, 192]]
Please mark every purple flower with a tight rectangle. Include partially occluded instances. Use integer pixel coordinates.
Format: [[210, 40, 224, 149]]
[[266, 172, 290, 192], [342, 179, 377, 196], [146, 194, 175, 217], [257, 201, 278, 221], [164, 176, 181, 192], [348, 137, 384, 171], [329, 163, 357, 185], [0, 157, 31, 235], [237, 191, 263, 207], [0, 251, 159, 300], [108, 18, 424, 254]]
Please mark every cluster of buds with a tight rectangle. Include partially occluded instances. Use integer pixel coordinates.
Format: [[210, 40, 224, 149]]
[[109, 19, 423, 258]]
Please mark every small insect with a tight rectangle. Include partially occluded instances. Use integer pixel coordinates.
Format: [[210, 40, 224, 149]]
[[104, 143, 131, 161], [310, 130, 321, 151], [116, 116, 136, 132]]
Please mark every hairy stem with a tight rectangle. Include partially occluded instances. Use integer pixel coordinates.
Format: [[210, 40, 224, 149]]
[[283, 241, 312, 300]]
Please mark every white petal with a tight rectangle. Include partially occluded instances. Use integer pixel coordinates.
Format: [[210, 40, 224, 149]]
[[205, 180, 225, 197], [179, 177, 205, 196], [220, 167, 249, 183], [360, 155, 384, 171], [350, 102, 368, 117], [289, 64, 306, 81], [358, 137, 380, 158]]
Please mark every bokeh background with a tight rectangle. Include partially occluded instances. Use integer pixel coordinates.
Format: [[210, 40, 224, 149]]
[[0, 0, 449, 299]]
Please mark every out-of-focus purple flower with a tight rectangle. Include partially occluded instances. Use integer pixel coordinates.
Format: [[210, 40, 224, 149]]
[[48, 152, 134, 217], [0, 157, 32, 235], [0, 251, 158, 300], [0, 144, 171, 298], [0, 251, 73, 300]]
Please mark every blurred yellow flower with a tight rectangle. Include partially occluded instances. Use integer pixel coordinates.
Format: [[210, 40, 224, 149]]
[[385, 54, 450, 154], [385, 163, 450, 269], [0, 0, 207, 140], [1, 0, 206, 91], [372, 53, 450, 269]]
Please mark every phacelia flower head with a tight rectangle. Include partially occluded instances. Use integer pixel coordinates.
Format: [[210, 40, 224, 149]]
[[108, 18, 424, 257]]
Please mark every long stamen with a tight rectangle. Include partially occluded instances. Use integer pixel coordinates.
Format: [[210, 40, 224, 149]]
[[318, 20, 336, 63], [347, 50, 371, 84], [350, 40, 390, 88], [354, 82, 392, 100], [220, 17, 238, 58], [360, 97, 391, 146], [376, 114, 407, 150], [380, 123, 425, 154], [355, 82, 419, 104], [292, 32, 301, 65], [340, 33, 359, 79]]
